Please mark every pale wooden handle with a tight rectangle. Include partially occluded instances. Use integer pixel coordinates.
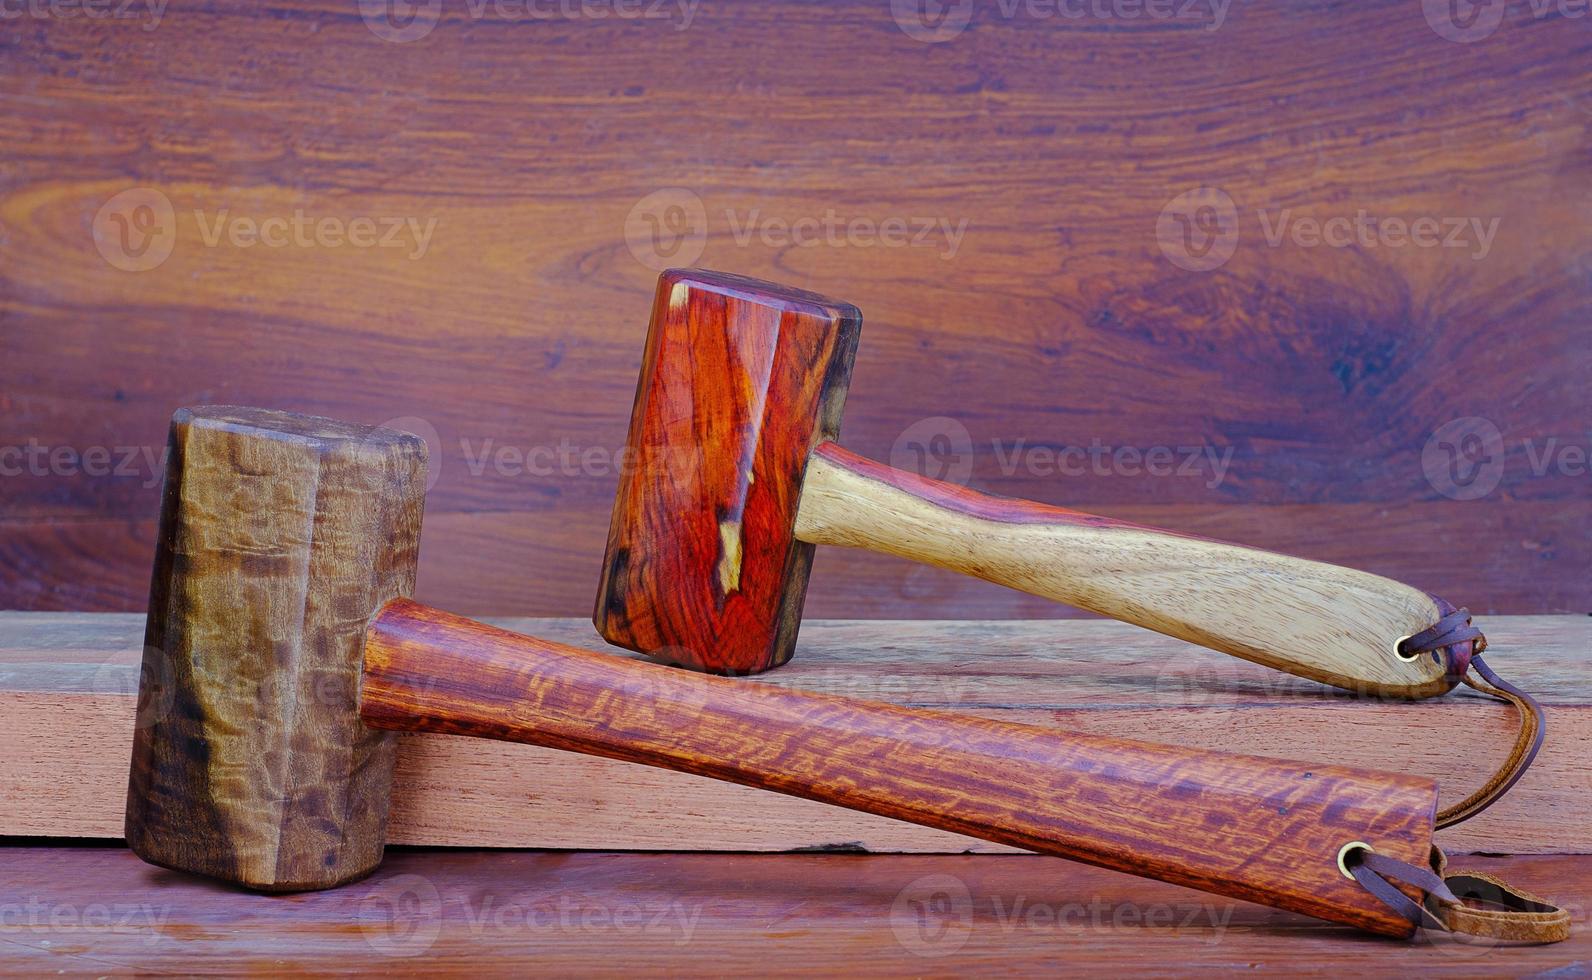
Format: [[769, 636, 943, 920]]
[[794, 443, 1461, 698]]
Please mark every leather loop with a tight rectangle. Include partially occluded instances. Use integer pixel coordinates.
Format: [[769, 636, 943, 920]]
[[1398, 608, 1486, 663], [1434, 653, 1546, 829], [1434, 872, 1572, 943], [1347, 846, 1571, 944], [1348, 850, 1454, 932], [1397, 609, 1546, 830]]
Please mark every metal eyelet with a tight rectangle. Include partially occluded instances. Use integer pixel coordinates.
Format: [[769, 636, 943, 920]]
[[1338, 841, 1374, 880], [1394, 634, 1420, 662]]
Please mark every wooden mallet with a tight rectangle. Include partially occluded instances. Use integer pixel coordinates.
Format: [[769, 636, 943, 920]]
[[595, 269, 1477, 696], [124, 405, 1446, 937]]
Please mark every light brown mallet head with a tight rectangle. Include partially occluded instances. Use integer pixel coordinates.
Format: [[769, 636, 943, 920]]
[[595, 269, 862, 674], [125, 406, 427, 891]]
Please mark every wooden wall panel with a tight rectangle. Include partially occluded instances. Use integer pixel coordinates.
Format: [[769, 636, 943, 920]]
[[1, 0, 1587, 615]]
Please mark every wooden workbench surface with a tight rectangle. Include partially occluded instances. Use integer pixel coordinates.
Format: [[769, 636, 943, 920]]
[[4, 614, 1587, 853], [3, 614, 1587, 972], [1, 848, 1587, 975]]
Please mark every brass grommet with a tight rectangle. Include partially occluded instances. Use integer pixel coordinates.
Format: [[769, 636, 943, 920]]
[[1338, 841, 1373, 880], [1394, 634, 1419, 662]]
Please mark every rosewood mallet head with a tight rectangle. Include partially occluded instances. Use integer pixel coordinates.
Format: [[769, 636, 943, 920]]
[[595, 269, 861, 674]]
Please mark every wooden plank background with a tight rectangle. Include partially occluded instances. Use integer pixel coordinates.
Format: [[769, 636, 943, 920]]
[[6, 613, 1588, 854], [1, 0, 1587, 617]]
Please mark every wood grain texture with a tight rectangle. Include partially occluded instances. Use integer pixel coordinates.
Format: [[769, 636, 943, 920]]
[[365, 600, 1436, 936], [1, 0, 1586, 618], [595, 269, 861, 672], [796, 442, 1468, 697], [9, 614, 1587, 855], [125, 407, 427, 891], [3, 848, 1588, 975]]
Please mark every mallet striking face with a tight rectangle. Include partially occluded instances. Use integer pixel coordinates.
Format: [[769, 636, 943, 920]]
[[596, 269, 1477, 695], [124, 406, 1443, 939]]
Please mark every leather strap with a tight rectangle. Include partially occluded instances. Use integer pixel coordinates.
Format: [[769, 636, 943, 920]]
[[1291, 609, 1563, 942], [1347, 847, 1571, 944], [1345, 611, 1565, 942], [1395, 609, 1546, 829]]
